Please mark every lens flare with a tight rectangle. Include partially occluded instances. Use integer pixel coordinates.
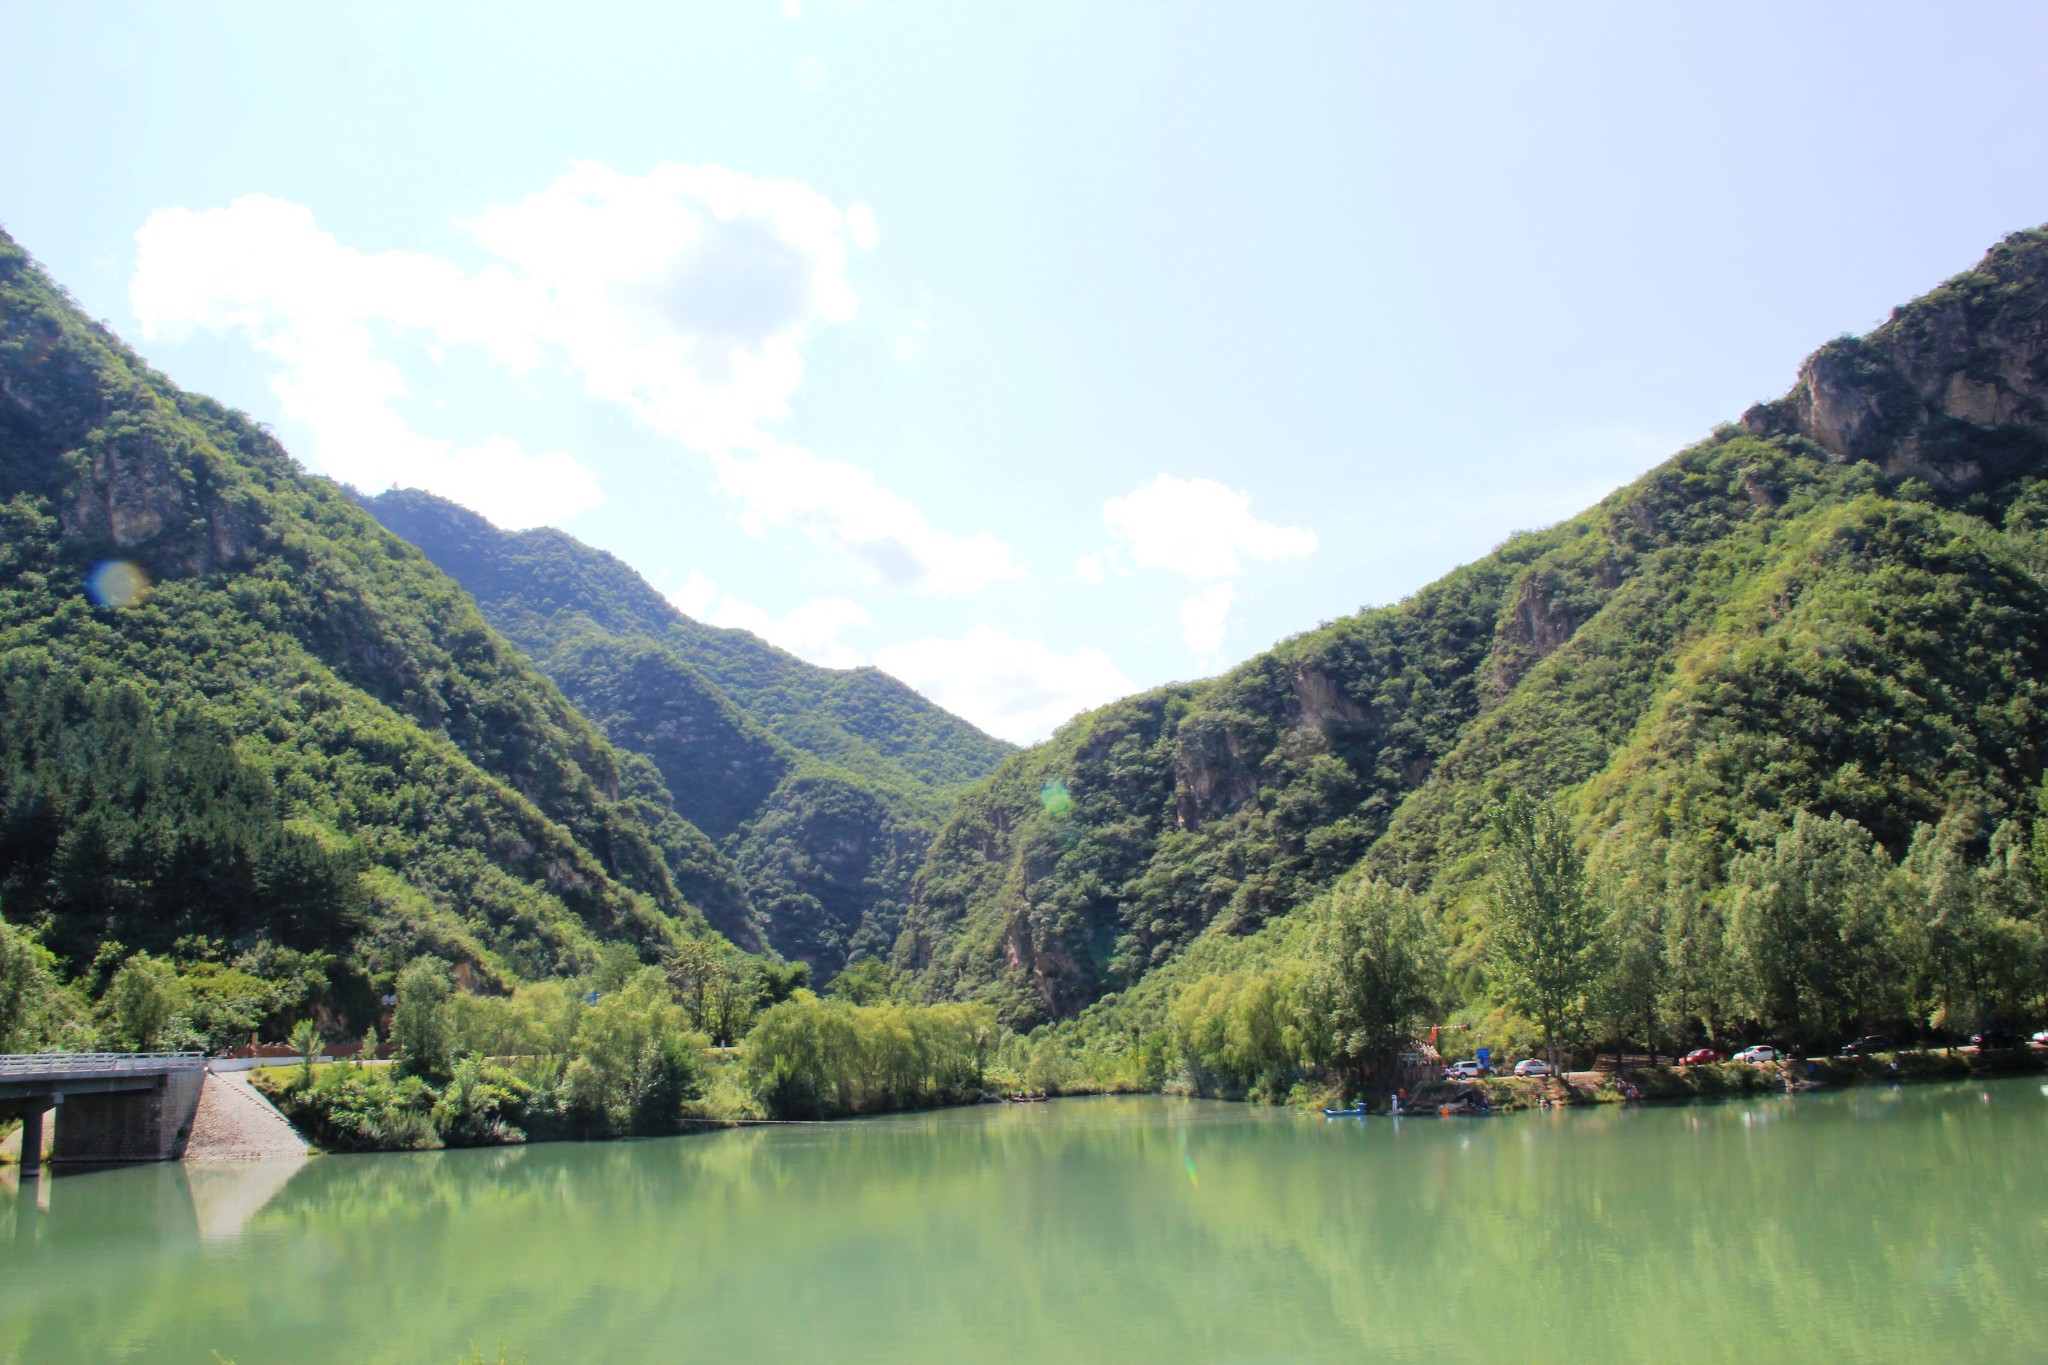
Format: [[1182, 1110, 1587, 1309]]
[[86, 559, 152, 609], [1040, 781, 1072, 817]]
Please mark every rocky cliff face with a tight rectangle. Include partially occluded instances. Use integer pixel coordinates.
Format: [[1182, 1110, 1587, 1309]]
[[1746, 230, 2048, 488], [1172, 720, 1260, 832], [1480, 568, 1584, 704], [56, 418, 255, 573], [0, 275, 263, 580]]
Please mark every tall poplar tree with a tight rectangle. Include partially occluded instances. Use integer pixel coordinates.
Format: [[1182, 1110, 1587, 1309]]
[[1487, 790, 1606, 1069]]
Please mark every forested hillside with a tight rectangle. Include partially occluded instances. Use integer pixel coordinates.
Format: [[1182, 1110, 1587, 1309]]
[[363, 489, 1011, 978], [0, 228, 739, 1042], [908, 227, 2048, 1068]]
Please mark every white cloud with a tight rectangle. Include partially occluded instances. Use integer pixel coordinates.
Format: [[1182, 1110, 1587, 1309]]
[[711, 443, 1022, 594], [717, 596, 870, 669], [131, 169, 1008, 590], [460, 160, 866, 450], [845, 203, 880, 250], [667, 569, 720, 618], [874, 627, 1137, 744], [667, 572, 871, 669], [1101, 474, 1316, 581], [1179, 582, 1237, 658], [131, 195, 594, 528]]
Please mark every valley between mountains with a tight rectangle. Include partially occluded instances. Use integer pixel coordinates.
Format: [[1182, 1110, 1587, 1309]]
[[4, 223, 2048, 1130]]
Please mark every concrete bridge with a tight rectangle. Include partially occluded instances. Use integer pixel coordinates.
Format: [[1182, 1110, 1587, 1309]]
[[1, 1052, 207, 1176]]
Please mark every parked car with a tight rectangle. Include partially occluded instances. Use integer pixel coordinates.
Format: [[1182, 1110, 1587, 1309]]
[[1733, 1045, 1779, 1064], [1679, 1048, 1722, 1066], [1512, 1058, 1555, 1077], [2033, 1029, 2048, 1046], [1971, 1029, 2023, 1050], [1840, 1035, 1893, 1057], [1442, 1059, 1491, 1080]]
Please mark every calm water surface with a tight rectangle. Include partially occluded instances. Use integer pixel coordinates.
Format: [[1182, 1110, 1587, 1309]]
[[4, 1079, 2047, 1363]]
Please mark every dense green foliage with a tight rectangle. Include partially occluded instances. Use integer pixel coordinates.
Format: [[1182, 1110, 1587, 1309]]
[[740, 995, 1000, 1118], [0, 227, 739, 1040], [257, 966, 1005, 1147], [914, 227, 2048, 1098], [363, 489, 1009, 978], [260, 961, 717, 1149], [0, 913, 60, 1049]]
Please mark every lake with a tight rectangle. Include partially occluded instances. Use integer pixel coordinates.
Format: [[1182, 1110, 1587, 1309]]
[[4, 1078, 2046, 1363]]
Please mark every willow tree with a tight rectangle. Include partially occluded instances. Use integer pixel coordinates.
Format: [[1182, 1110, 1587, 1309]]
[[1299, 879, 1443, 1093], [1487, 790, 1605, 1069]]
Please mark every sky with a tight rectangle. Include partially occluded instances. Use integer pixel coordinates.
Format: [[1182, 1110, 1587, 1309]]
[[4, 2, 2048, 743]]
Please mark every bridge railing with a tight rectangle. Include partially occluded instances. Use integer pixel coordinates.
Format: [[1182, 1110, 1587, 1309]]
[[0, 1051, 206, 1078]]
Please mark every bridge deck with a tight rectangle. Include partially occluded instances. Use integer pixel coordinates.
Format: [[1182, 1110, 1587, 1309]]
[[0, 1052, 206, 1102]]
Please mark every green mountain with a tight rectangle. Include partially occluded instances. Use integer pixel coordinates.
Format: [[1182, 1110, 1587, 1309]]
[[907, 226, 2048, 1033], [360, 489, 1013, 977], [0, 228, 739, 1027]]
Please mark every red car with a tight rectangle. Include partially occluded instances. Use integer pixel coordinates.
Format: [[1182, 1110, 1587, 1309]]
[[1679, 1047, 1722, 1066]]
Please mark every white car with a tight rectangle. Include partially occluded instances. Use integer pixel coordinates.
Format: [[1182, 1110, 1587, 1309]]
[[1442, 1059, 1490, 1079], [2033, 1029, 2048, 1046], [1513, 1058, 1555, 1077], [1733, 1045, 1779, 1064]]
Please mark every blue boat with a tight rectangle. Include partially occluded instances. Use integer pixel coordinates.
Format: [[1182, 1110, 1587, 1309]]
[[1322, 1104, 1368, 1118]]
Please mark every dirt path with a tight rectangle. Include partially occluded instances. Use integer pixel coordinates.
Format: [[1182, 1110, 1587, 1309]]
[[183, 1070, 312, 1161]]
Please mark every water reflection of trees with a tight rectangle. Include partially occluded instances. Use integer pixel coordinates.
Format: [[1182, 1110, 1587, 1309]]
[[3, 1087, 2045, 1362]]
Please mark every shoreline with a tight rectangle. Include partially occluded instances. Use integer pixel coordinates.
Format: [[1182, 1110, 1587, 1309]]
[[1387, 1045, 2048, 1116]]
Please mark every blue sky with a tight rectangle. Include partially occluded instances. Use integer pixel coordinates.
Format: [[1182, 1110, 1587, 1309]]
[[5, 2, 2048, 741]]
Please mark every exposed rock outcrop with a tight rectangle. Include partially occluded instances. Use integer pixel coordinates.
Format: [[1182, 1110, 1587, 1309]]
[[1482, 569, 1582, 703], [1289, 665, 1374, 738], [50, 409, 258, 575], [1173, 721, 1259, 831], [1745, 230, 2048, 489]]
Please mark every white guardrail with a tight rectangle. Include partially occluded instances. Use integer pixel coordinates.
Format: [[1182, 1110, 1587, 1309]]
[[0, 1051, 207, 1079]]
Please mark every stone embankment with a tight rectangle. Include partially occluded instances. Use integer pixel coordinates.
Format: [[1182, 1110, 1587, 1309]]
[[183, 1070, 312, 1161]]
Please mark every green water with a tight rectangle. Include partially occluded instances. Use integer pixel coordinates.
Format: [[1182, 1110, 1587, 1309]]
[[4, 1079, 2047, 1363]]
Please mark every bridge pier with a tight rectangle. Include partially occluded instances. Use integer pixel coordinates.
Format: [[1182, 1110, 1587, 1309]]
[[1, 1096, 54, 1178], [51, 1069, 206, 1165]]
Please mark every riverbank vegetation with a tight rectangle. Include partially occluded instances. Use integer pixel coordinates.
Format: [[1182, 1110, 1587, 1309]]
[[249, 952, 1012, 1149], [1065, 786, 2048, 1109]]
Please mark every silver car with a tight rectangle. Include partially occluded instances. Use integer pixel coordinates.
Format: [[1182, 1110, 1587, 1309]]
[[1733, 1045, 1779, 1064], [1512, 1058, 1555, 1077]]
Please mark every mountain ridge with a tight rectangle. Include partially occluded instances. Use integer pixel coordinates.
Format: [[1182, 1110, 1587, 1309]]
[[362, 487, 1012, 978], [903, 226, 2048, 1033]]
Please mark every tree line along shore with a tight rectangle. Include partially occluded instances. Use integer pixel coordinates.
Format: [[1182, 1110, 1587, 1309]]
[[10, 783, 2043, 1157]]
